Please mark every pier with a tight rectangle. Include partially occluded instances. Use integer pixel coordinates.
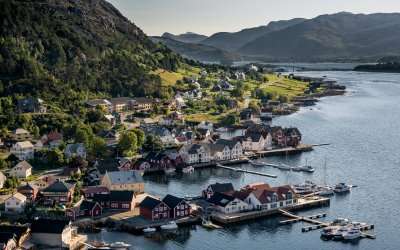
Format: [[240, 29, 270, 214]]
[[254, 144, 314, 157], [216, 164, 277, 178]]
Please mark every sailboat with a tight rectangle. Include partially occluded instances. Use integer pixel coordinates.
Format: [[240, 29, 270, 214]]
[[318, 158, 334, 196]]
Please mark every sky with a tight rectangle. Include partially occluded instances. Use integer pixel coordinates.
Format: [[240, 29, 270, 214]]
[[107, 0, 400, 36]]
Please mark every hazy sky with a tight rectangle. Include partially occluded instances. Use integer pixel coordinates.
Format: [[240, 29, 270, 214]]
[[108, 0, 400, 36]]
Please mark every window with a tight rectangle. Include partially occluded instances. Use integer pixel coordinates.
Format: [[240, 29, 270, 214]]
[[122, 203, 130, 209], [111, 203, 118, 208]]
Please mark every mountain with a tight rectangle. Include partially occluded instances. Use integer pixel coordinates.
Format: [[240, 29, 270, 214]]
[[200, 18, 306, 52], [0, 0, 181, 109], [239, 12, 400, 61], [162, 32, 208, 44], [152, 36, 241, 64]]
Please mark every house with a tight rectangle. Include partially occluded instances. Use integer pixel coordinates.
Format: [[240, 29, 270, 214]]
[[86, 99, 112, 113], [101, 171, 144, 194], [134, 150, 185, 171], [240, 108, 259, 121], [109, 97, 134, 113], [197, 121, 214, 132], [207, 192, 250, 214], [144, 126, 176, 147], [215, 139, 243, 160], [218, 79, 234, 90], [133, 97, 154, 112], [40, 180, 75, 205], [0, 233, 17, 250], [66, 200, 102, 220], [244, 184, 296, 211], [271, 126, 286, 148], [30, 219, 77, 249], [196, 128, 212, 140], [162, 194, 191, 219], [235, 133, 272, 151], [8, 129, 32, 142], [17, 183, 38, 201], [179, 144, 211, 164], [81, 186, 110, 199], [93, 191, 135, 211], [139, 196, 170, 221], [284, 128, 302, 147], [10, 161, 32, 179], [41, 131, 64, 149], [17, 97, 46, 114], [0, 225, 30, 250], [5, 193, 27, 213], [174, 93, 186, 110], [0, 171, 6, 189], [97, 130, 119, 146], [234, 72, 246, 81], [10, 141, 34, 161], [203, 182, 234, 199], [64, 143, 87, 159]]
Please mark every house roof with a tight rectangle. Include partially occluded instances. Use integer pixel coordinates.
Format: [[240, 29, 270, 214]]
[[105, 171, 143, 185], [207, 192, 235, 207], [82, 186, 109, 195], [140, 196, 163, 210], [134, 97, 154, 104], [0, 232, 15, 244], [7, 192, 27, 202], [65, 143, 85, 154], [109, 97, 133, 105], [14, 141, 34, 149], [215, 139, 239, 149], [12, 128, 30, 135], [30, 219, 69, 234], [208, 183, 234, 194], [0, 225, 29, 242], [162, 194, 185, 209], [42, 180, 74, 193], [18, 183, 38, 192], [13, 161, 32, 171], [86, 99, 111, 106]]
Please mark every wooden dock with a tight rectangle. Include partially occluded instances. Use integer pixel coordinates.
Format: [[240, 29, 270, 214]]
[[254, 144, 314, 157], [216, 164, 277, 178]]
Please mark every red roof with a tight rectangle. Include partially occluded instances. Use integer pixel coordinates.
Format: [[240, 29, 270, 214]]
[[82, 186, 109, 195]]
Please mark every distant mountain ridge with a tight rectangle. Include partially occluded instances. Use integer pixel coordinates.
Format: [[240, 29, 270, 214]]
[[162, 32, 208, 44], [162, 12, 400, 62]]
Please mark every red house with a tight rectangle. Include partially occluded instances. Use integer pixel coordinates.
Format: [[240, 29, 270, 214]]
[[140, 196, 170, 221], [162, 194, 191, 219], [81, 186, 110, 199], [93, 191, 135, 211], [40, 180, 75, 206], [66, 200, 102, 221]]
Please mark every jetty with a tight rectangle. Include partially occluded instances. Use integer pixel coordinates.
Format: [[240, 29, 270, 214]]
[[254, 144, 314, 157], [216, 163, 277, 178]]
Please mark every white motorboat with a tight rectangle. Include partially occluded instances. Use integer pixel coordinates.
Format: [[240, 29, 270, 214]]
[[342, 227, 361, 240], [334, 183, 351, 193], [164, 168, 175, 175], [293, 181, 318, 194], [143, 227, 156, 234], [332, 226, 350, 240], [320, 226, 339, 238], [318, 186, 335, 196], [182, 166, 195, 174], [332, 218, 350, 226], [160, 221, 178, 231], [109, 242, 131, 250]]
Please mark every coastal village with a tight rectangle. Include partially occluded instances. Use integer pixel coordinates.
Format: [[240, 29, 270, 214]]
[[0, 64, 371, 250]]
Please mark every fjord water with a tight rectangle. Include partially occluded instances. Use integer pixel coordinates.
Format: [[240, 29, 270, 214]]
[[90, 71, 400, 250]]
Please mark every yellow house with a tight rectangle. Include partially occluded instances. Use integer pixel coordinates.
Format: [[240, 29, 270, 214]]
[[101, 171, 144, 194]]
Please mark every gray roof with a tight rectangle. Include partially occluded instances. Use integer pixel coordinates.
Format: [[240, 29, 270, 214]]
[[106, 171, 143, 185], [215, 139, 239, 149], [65, 143, 85, 154]]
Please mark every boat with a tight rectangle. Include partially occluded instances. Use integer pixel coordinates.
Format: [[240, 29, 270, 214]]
[[292, 165, 315, 173], [109, 242, 131, 250], [292, 181, 318, 194], [164, 168, 175, 175], [249, 160, 266, 167], [332, 218, 350, 226], [342, 227, 362, 240], [182, 166, 194, 174], [320, 226, 340, 239], [202, 219, 222, 229], [332, 226, 350, 240], [318, 186, 334, 196], [143, 227, 156, 234], [276, 163, 292, 171], [160, 221, 178, 231], [334, 183, 351, 193]]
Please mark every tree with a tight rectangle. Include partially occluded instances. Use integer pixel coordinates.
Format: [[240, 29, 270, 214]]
[[143, 134, 163, 152], [0, 158, 8, 170], [68, 156, 88, 170], [249, 100, 261, 114], [90, 136, 107, 158], [132, 129, 145, 149], [220, 113, 238, 126], [46, 148, 64, 167], [118, 131, 138, 157]]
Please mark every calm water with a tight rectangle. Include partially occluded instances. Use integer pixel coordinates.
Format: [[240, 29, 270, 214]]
[[90, 71, 400, 250]]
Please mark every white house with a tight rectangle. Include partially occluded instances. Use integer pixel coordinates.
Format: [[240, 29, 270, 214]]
[[209, 144, 231, 161], [0, 171, 6, 189], [215, 139, 243, 160], [197, 121, 214, 132], [238, 133, 272, 151], [10, 161, 32, 179], [244, 185, 296, 211], [10, 141, 34, 160], [65, 143, 87, 159], [5, 192, 27, 213], [179, 144, 211, 164], [207, 192, 250, 214]]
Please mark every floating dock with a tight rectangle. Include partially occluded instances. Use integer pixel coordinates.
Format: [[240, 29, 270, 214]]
[[254, 144, 314, 157], [216, 164, 277, 178]]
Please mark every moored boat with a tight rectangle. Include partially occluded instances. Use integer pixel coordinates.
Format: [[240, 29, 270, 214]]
[[143, 227, 156, 234], [334, 183, 351, 193], [160, 221, 178, 231], [109, 242, 131, 250], [182, 166, 195, 174], [342, 227, 361, 240]]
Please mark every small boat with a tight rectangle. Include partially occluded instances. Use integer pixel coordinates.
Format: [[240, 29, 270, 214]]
[[342, 227, 361, 240], [320, 226, 339, 238], [202, 219, 222, 229], [276, 163, 292, 171], [160, 221, 178, 231], [334, 183, 351, 193], [164, 168, 175, 175], [332, 218, 350, 226], [332, 226, 350, 240], [182, 166, 194, 174], [318, 186, 335, 196], [143, 227, 156, 234], [109, 242, 131, 250], [249, 160, 265, 167]]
